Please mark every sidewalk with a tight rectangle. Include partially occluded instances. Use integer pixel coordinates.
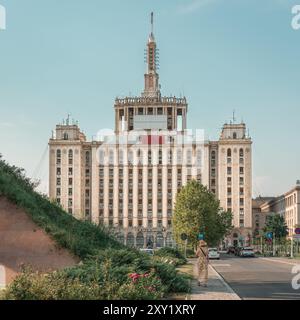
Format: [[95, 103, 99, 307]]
[[178, 259, 240, 300]]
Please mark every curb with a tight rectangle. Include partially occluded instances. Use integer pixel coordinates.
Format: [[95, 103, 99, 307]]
[[208, 264, 241, 300]]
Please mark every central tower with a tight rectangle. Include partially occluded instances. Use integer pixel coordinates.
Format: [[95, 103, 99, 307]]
[[114, 13, 188, 134], [143, 12, 160, 98]]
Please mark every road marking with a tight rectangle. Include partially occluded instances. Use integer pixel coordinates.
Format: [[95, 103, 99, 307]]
[[211, 264, 231, 267], [0, 265, 6, 289], [260, 258, 299, 266]]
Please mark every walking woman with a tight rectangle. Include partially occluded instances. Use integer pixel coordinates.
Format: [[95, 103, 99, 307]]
[[196, 240, 209, 287]]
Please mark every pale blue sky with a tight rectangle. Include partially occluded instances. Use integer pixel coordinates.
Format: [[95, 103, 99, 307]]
[[0, 0, 299, 196]]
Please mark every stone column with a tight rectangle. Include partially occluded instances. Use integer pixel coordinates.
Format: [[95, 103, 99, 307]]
[[103, 157, 109, 226], [123, 148, 129, 229], [133, 164, 138, 227], [162, 160, 168, 229], [152, 161, 158, 229], [143, 162, 148, 228], [91, 145, 99, 225], [113, 160, 119, 226]]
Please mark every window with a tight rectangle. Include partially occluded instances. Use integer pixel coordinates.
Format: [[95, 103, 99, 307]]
[[68, 150, 73, 165], [68, 188, 73, 196], [57, 178, 61, 186], [240, 167, 244, 175], [227, 167, 232, 175], [56, 149, 61, 165], [227, 149, 232, 157], [233, 132, 237, 139], [69, 178, 73, 185], [240, 177, 244, 185], [85, 151, 90, 165], [56, 188, 61, 196], [239, 148, 244, 157], [68, 168, 73, 176], [57, 168, 61, 176]]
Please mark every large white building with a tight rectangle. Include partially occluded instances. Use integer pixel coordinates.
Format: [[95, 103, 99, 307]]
[[49, 14, 253, 248]]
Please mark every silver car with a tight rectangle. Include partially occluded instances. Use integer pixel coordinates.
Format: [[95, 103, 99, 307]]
[[240, 247, 255, 257]]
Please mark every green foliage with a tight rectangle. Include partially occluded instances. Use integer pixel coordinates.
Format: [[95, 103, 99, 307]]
[[172, 180, 233, 247], [154, 247, 187, 266], [0, 155, 190, 300], [264, 214, 288, 239]]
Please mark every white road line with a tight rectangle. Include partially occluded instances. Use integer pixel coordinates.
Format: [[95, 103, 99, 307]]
[[259, 258, 300, 266], [211, 264, 231, 267], [209, 265, 241, 300], [0, 265, 6, 289]]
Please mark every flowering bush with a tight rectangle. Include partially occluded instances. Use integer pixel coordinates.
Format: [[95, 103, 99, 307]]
[[117, 272, 166, 300]]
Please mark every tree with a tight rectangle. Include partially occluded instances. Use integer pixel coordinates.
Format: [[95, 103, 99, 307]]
[[172, 180, 233, 248], [263, 214, 288, 240]]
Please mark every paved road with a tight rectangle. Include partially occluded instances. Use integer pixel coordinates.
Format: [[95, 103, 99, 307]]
[[211, 255, 300, 300]]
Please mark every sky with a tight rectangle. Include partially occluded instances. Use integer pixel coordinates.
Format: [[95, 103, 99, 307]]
[[0, 0, 299, 197]]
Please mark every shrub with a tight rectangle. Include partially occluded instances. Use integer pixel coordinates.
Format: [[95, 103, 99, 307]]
[[155, 247, 187, 266], [0, 156, 191, 300]]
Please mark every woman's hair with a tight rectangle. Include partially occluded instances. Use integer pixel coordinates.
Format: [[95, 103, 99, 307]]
[[199, 240, 207, 247]]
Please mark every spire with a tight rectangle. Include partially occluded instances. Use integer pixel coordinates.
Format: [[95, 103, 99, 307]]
[[142, 12, 160, 98]]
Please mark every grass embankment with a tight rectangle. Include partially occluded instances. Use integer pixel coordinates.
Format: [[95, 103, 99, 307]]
[[0, 156, 190, 300]]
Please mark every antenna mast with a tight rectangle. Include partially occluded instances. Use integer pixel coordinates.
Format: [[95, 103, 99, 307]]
[[151, 12, 154, 34]]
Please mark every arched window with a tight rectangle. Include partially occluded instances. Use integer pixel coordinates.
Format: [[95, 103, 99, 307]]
[[98, 150, 105, 165], [227, 149, 232, 157], [127, 233, 135, 247], [167, 149, 173, 165], [128, 150, 134, 166], [148, 150, 152, 165], [109, 149, 114, 165], [239, 148, 244, 157], [138, 149, 143, 165], [63, 132, 69, 140], [186, 149, 192, 165], [56, 149, 61, 165], [68, 149, 73, 165], [196, 149, 202, 167], [85, 151, 90, 165], [211, 150, 216, 160], [177, 149, 182, 165], [136, 232, 144, 248], [119, 149, 124, 165], [233, 132, 237, 139], [159, 149, 163, 165]]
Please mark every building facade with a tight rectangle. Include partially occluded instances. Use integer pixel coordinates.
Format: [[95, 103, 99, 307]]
[[260, 181, 300, 238], [49, 15, 253, 248]]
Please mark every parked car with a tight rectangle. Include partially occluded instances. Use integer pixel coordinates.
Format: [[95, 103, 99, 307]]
[[240, 247, 255, 257], [140, 248, 154, 256], [208, 248, 220, 260]]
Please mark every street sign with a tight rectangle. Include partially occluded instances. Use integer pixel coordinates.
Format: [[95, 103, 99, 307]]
[[266, 232, 273, 239], [293, 234, 300, 239], [295, 228, 300, 235], [198, 233, 205, 240], [181, 233, 188, 241]]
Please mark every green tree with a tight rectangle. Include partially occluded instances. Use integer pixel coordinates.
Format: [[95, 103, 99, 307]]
[[263, 214, 288, 240], [172, 180, 233, 248]]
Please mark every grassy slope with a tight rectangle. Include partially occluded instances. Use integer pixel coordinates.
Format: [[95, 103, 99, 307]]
[[0, 156, 122, 260]]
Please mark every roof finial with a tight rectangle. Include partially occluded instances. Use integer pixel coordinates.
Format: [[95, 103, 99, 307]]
[[232, 109, 236, 124], [151, 12, 154, 35]]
